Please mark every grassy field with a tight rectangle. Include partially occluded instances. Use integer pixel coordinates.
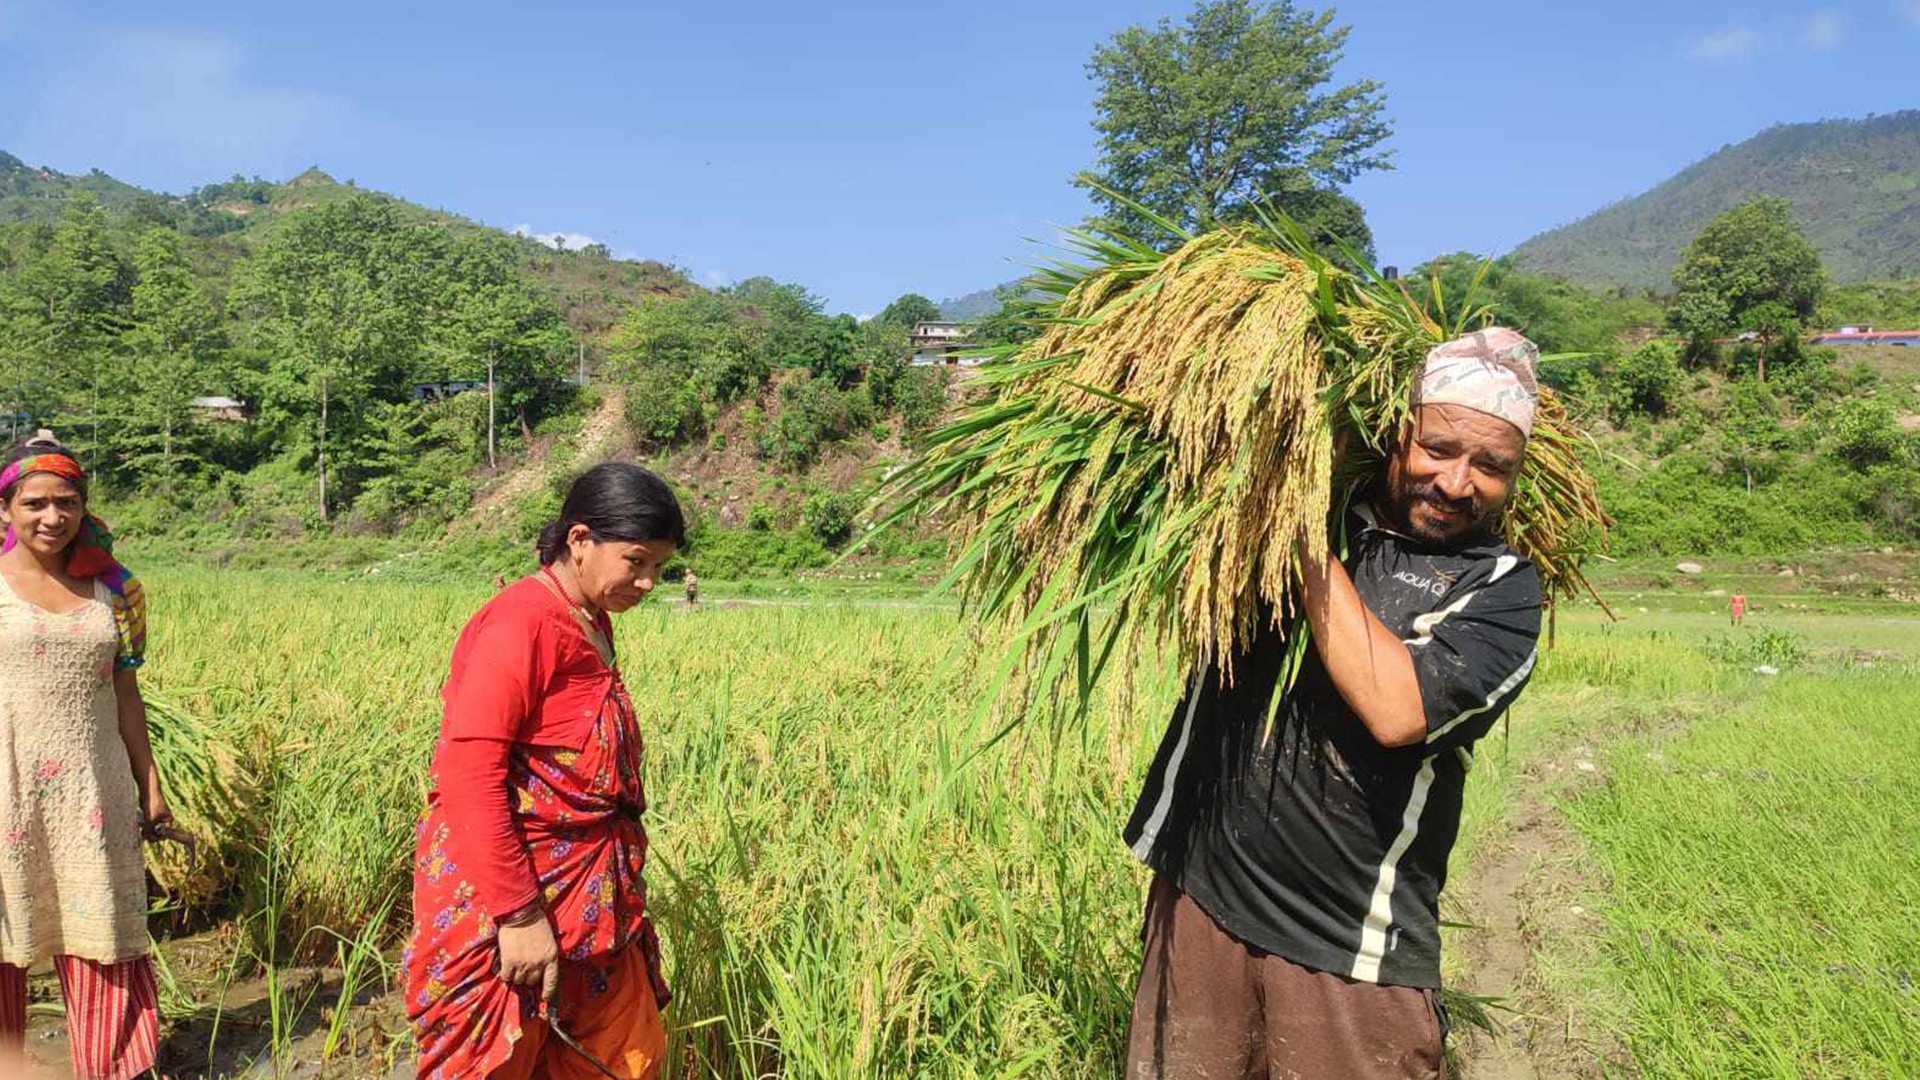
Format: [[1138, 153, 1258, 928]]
[[60, 562, 1920, 1077], [1562, 673, 1920, 1077]]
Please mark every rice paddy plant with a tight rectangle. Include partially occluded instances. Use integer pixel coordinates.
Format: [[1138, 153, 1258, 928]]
[[137, 568, 1181, 1076], [1561, 674, 1920, 1077], [871, 209, 1611, 731], [128, 567, 1920, 1075]]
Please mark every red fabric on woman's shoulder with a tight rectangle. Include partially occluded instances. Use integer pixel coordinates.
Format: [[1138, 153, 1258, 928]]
[[441, 576, 616, 750], [431, 577, 563, 918], [440, 577, 559, 743]]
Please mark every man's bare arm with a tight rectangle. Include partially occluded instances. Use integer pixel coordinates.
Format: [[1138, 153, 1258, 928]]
[[1294, 542, 1426, 747]]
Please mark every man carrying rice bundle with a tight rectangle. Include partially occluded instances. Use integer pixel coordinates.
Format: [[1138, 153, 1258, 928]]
[[1123, 328, 1546, 1080]]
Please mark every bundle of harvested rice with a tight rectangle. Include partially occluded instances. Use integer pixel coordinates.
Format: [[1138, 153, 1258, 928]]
[[143, 691, 248, 909], [873, 210, 1610, 721]]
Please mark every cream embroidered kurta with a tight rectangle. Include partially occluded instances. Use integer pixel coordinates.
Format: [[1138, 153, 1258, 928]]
[[0, 574, 148, 965]]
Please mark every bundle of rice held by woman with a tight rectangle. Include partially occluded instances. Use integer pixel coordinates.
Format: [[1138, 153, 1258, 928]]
[[874, 213, 1610, 722]]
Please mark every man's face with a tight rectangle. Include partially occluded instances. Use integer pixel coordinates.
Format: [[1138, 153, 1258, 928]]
[[1383, 404, 1526, 547]]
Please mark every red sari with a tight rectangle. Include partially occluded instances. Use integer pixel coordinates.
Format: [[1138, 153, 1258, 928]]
[[405, 575, 669, 1080]]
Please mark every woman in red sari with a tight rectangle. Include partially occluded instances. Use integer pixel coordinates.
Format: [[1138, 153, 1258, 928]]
[[406, 464, 683, 1080]]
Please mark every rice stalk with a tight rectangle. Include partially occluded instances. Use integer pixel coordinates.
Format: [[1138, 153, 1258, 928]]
[[871, 206, 1612, 725]]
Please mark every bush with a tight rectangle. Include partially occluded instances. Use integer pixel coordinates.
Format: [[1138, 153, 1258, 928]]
[[623, 366, 706, 447], [514, 485, 563, 543], [1612, 340, 1685, 417], [1706, 627, 1808, 670], [757, 374, 874, 469], [892, 367, 951, 437], [1830, 397, 1905, 469], [801, 489, 857, 547], [1599, 452, 1880, 556], [682, 526, 830, 578]]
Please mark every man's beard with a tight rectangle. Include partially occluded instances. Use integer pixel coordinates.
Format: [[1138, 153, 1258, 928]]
[[1389, 479, 1504, 547]]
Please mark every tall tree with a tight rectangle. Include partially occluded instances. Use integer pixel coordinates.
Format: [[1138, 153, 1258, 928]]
[[9, 194, 130, 461], [858, 318, 911, 408], [875, 293, 943, 330], [1669, 196, 1825, 380], [126, 228, 221, 491], [231, 197, 434, 521], [806, 314, 862, 389], [726, 277, 827, 364], [435, 235, 571, 468], [1077, 0, 1391, 248]]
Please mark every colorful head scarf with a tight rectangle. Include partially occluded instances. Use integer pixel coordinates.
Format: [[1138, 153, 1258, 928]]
[[0, 452, 145, 669], [1412, 327, 1541, 439]]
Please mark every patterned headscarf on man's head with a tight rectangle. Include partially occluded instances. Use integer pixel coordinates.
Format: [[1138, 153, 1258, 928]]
[[1412, 327, 1540, 438]]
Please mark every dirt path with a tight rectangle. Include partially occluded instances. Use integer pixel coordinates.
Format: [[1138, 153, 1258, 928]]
[[456, 387, 627, 532], [1450, 742, 1620, 1080]]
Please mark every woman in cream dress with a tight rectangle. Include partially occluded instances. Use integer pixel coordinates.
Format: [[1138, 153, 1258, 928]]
[[0, 436, 173, 1080]]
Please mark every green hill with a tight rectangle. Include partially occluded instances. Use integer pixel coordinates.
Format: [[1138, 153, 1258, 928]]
[[0, 152, 692, 337], [0, 151, 158, 220], [1511, 111, 1920, 290]]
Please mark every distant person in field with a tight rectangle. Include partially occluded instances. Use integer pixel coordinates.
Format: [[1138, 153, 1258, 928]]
[[0, 435, 176, 1079], [1123, 330, 1548, 1079], [406, 463, 682, 1080], [1730, 591, 1747, 626], [683, 570, 698, 605]]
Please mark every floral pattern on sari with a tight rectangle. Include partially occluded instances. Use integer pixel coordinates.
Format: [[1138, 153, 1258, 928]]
[[404, 668, 667, 1080]]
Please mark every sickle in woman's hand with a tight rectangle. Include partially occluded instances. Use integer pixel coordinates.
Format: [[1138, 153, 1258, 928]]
[[142, 817, 199, 878], [546, 1013, 624, 1080]]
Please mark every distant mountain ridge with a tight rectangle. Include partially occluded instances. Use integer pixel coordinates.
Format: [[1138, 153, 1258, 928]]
[[938, 283, 1011, 322], [1510, 111, 1920, 290], [940, 278, 1050, 322]]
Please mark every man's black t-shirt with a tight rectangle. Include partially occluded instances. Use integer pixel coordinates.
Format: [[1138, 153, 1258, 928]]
[[1123, 504, 1543, 989]]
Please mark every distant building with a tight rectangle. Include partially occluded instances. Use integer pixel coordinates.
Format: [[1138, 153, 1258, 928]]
[[908, 321, 990, 367], [1812, 327, 1920, 347], [411, 380, 485, 402], [188, 396, 249, 422]]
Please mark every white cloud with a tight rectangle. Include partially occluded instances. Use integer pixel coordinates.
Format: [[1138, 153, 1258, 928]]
[[1899, 0, 1920, 27], [1688, 25, 1762, 62], [510, 224, 603, 252], [1804, 11, 1843, 49], [13, 27, 346, 182], [703, 270, 731, 286]]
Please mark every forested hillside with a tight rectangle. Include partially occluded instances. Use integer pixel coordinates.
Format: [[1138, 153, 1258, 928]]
[[3, 148, 1918, 580], [0, 156, 958, 577], [1511, 111, 1920, 289]]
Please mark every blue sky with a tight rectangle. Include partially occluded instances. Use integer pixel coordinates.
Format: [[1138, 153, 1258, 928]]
[[2, 0, 1916, 315]]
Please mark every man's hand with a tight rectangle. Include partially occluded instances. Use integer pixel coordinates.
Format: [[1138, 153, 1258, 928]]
[[497, 911, 561, 1007]]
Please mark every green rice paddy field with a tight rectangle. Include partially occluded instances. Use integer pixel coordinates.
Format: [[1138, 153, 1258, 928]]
[[64, 563, 1920, 1078]]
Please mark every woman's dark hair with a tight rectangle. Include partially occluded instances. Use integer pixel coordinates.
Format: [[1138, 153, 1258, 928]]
[[537, 463, 686, 566], [1, 435, 84, 503]]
